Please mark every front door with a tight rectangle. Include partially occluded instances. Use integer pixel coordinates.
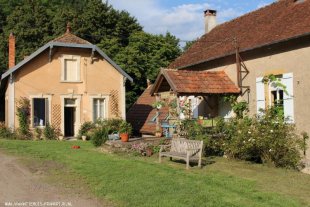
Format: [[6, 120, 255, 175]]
[[64, 107, 75, 137]]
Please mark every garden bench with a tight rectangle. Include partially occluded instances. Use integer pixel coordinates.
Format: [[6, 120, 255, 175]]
[[159, 138, 203, 169]]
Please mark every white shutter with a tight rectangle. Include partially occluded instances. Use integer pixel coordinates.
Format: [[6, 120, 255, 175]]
[[256, 77, 265, 114], [282, 73, 294, 123]]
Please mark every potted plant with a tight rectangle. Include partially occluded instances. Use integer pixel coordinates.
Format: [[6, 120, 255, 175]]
[[152, 100, 165, 109], [119, 121, 132, 142]]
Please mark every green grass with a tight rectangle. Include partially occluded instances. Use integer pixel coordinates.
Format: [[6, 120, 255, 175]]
[[0, 139, 309, 207]]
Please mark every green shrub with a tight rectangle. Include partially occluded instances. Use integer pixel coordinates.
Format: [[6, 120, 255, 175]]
[[77, 121, 96, 140], [213, 107, 304, 169], [16, 97, 31, 138], [34, 127, 43, 140], [91, 127, 108, 147], [0, 122, 16, 139], [43, 123, 58, 140]]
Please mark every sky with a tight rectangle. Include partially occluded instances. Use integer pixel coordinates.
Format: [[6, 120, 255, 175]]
[[108, 0, 275, 42]]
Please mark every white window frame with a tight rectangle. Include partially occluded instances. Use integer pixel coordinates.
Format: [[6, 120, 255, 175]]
[[60, 55, 81, 82], [29, 94, 52, 128], [90, 94, 109, 121]]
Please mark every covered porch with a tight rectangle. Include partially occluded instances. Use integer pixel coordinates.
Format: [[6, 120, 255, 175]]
[[150, 69, 240, 135]]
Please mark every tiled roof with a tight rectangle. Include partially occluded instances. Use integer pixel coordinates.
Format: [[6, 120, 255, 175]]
[[127, 85, 169, 135], [152, 69, 240, 94], [52, 32, 91, 45], [170, 0, 310, 69]]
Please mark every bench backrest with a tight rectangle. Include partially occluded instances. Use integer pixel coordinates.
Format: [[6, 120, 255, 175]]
[[170, 138, 203, 155]]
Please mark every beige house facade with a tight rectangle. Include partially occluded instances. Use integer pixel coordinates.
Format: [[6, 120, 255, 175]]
[[0, 28, 132, 137]]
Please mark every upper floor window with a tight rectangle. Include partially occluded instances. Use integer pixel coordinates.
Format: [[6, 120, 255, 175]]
[[60, 55, 81, 82]]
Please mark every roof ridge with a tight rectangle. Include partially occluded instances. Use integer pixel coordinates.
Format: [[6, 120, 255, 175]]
[[52, 32, 91, 45]]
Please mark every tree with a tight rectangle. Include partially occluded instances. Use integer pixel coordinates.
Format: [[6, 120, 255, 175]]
[[114, 32, 181, 108], [4, 0, 53, 64]]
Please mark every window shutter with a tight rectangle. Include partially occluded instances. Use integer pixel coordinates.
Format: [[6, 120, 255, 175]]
[[256, 77, 265, 114], [282, 73, 294, 123]]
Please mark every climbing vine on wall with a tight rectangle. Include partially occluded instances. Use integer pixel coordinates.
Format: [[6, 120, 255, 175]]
[[16, 97, 31, 138]]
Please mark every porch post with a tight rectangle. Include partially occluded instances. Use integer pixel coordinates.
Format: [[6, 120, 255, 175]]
[[155, 93, 160, 133]]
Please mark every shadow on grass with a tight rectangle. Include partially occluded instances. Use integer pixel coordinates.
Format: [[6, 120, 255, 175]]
[[163, 156, 216, 168]]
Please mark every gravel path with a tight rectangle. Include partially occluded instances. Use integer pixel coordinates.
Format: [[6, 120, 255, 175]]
[[0, 151, 105, 207]]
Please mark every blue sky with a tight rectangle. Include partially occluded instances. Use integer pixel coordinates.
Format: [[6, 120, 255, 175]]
[[109, 0, 275, 41]]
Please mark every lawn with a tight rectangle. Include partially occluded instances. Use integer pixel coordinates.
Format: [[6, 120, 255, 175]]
[[0, 139, 309, 207]]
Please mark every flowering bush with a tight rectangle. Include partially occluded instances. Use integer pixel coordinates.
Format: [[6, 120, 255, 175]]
[[186, 107, 304, 169], [219, 107, 303, 169]]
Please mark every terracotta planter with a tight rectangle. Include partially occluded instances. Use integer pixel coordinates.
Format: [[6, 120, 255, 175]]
[[120, 133, 129, 142], [146, 148, 153, 157]]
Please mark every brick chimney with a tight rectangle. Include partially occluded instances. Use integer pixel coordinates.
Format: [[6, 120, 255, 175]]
[[204, 9, 217, 34], [9, 33, 15, 69]]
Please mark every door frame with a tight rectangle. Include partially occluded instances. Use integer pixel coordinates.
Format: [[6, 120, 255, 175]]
[[61, 94, 81, 137]]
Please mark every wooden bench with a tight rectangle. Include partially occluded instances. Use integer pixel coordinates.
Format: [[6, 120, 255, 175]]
[[159, 138, 203, 169]]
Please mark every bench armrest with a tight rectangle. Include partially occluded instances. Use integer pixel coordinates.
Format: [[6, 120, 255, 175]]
[[159, 144, 171, 153]]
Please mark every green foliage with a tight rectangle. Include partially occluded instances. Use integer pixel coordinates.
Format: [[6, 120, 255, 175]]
[[119, 121, 132, 134], [216, 107, 303, 169], [43, 123, 58, 140], [0, 122, 15, 139], [16, 97, 31, 138], [223, 95, 248, 118], [34, 127, 43, 140], [114, 31, 181, 108], [77, 121, 96, 140], [263, 74, 288, 95], [151, 100, 166, 109], [91, 127, 108, 147]]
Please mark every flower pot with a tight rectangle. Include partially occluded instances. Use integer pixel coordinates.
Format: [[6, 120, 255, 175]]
[[146, 148, 153, 157], [58, 135, 64, 141], [155, 132, 162, 138], [82, 135, 87, 141], [120, 133, 129, 142]]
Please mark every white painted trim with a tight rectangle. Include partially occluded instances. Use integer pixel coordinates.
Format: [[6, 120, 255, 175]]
[[89, 94, 110, 121], [8, 75, 15, 129], [60, 54, 81, 82], [29, 94, 52, 127], [60, 94, 82, 137]]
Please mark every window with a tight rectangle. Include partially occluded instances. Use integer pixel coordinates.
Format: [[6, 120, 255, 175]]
[[33, 98, 49, 127], [64, 59, 78, 81], [271, 89, 284, 107], [93, 99, 105, 121], [256, 73, 294, 123], [61, 55, 80, 82]]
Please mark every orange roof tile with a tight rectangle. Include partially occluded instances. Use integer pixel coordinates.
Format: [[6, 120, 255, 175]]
[[52, 32, 90, 45], [126, 85, 169, 135], [152, 69, 240, 94]]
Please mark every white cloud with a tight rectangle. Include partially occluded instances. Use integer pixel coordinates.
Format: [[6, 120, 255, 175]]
[[109, 0, 242, 41]]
